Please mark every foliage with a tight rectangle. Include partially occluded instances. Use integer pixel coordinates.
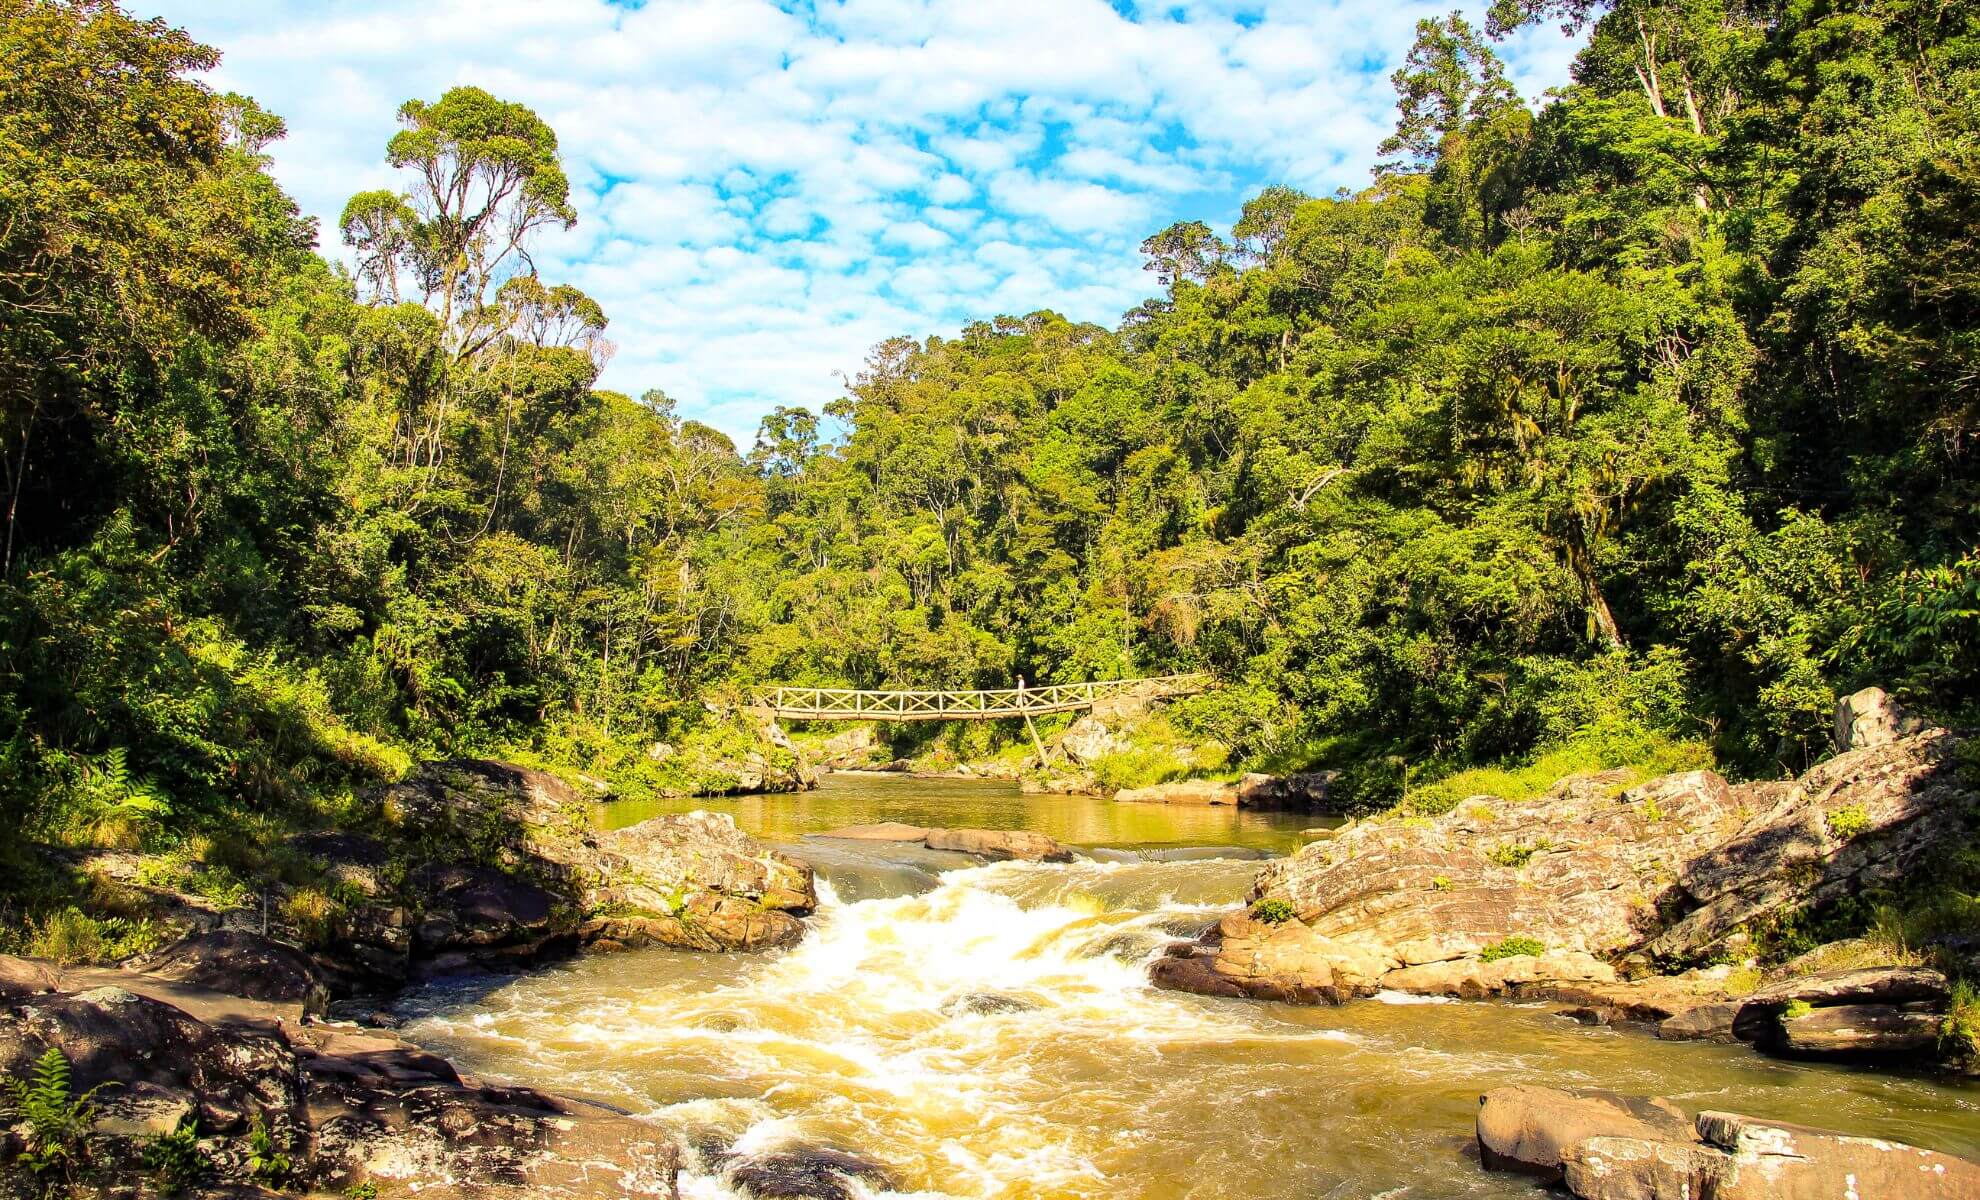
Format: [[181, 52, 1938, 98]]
[[3, 1047, 112, 1193], [1250, 898, 1298, 924], [1, 0, 1979, 901], [245, 1114, 290, 1184], [345, 1184, 380, 1200], [1781, 999, 1814, 1021], [1485, 840, 1551, 868], [140, 1114, 207, 1195], [1825, 804, 1873, 842], [22, 907, 168, 966], [1478, 936, 1545, 961]]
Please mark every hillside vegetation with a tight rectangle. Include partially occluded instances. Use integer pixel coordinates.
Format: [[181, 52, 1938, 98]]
[[1, 0, 1977, 925]]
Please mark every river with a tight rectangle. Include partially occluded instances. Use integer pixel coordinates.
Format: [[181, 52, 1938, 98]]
[[395, 774, 1980, 1199]]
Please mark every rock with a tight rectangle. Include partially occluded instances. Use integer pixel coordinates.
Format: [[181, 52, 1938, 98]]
[[1741, 964, 1948, 1009], [0, 981, 679, 1197], [1153, 729, 1978, 1016], [1775, 1002, 1944, 1059], [0, 986, 303, 1138], [814, 725, 879, 769], [923, 828, 1074, 863], [1730, 966, 1949, 1042], [816, 822, 930, 842], [724, 1147, 893, 1200], [1234, 771, 1341, 811], [1059, 716, 1125, 765], [1559, 1006, 1614, 1026], [1476, 1085, 1694, 1182], [137, 930, 332, 1019], [0, 953, 62, 1000], [1657, 1002, 1741, 1042], [586, 811, 817, 950], [1561, 1135, 1728, 1200], [1835, 685, 1918, 751], [1114, 779, 1239, 806], [941, 991, 1039, 1016], [289, 763, 822, 983], [1696, 1110, 1980, 1199]]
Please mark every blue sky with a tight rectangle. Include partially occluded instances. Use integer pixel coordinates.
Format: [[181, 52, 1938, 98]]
[[149, 0, 1580, 445]]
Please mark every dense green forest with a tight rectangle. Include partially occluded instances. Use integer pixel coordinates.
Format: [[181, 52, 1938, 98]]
[[1, 0, 1977, 862]]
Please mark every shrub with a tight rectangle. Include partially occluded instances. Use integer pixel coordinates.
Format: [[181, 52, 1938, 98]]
[[281, 887, 346, 950], [1250, 898, 1297, 924], [1942, 981, 1979, 1061], [345, 1184, 380, 1200], [1407, 727, 1712, 816], [1479, 936, 1545, 962], [1825, 804, 1873, 841], [1782, 999, 1814, 1020]]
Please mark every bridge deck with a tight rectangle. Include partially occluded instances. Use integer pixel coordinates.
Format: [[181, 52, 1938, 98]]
[[750, 674, 1208, 720]]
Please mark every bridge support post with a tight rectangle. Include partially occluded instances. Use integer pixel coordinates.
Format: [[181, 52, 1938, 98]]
[[1018, 676, 1052, 767]]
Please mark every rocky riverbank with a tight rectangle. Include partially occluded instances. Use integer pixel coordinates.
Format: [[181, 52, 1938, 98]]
[[1, 759, 823, 1197], [1152, 693, 1980, 1073]]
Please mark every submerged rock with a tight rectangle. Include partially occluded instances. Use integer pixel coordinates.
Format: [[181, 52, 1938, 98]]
[[924, 827, 1073, 862], [814, 823, 1075, 863], [724, 1147, 893, 1200]]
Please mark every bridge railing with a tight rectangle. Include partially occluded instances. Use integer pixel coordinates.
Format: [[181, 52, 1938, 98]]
[[750, 673, 1208, 720]]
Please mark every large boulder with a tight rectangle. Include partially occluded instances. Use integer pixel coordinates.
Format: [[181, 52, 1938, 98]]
[[0, 954, 62, 1001], [584, 811, 818, 951], [1153, 729, 1975, 1009], [1834, 686, 1920, 751], [1059, 716, 1125, 765], [137, 930, 332, 1019], [1695, 1111, 1980, 1199], [1234, 771, 1341, 811], [288, 762, 819, 983], [1477, 1085, 1695, 1182]]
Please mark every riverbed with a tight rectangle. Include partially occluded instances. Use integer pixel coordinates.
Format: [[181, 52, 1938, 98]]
[[397, 775, 1980, 1199]]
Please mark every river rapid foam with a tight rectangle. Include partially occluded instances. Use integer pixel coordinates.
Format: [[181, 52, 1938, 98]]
[[399, 844, 1980, 1199]]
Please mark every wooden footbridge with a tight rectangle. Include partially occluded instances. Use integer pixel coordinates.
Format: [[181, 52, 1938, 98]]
[[749, 674, 1210, 721]]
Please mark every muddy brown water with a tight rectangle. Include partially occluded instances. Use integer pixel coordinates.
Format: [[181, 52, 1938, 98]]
[[398, 774, 1980, 1199]]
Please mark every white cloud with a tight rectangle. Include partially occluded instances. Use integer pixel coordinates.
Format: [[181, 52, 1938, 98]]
[[151, 0, 1580, 445]]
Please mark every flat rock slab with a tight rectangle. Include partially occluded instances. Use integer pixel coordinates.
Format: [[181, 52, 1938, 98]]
[[1113, 780, 1240, 805], [924, 828, 1073, 862], [1698, 1111, 1980, 1199], [815, 823, 931, 841]]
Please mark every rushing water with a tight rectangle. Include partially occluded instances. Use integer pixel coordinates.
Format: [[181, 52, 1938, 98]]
[[400, 775, 1980, 1199]]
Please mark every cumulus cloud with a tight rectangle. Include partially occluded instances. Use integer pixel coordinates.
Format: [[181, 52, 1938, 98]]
[[147, 0, 1578, 444]]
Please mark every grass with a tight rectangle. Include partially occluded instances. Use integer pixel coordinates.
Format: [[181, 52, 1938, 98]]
[[1405, 728, 1713, 817], [1479, 936, 1545, 962], [22, 907, 169, 966], [1485, 839, 1551, 868]]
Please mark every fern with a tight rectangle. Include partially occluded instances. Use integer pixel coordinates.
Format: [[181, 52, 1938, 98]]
[[140, 1113, 207, 1195], [3, 1046, 115, 1192]]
